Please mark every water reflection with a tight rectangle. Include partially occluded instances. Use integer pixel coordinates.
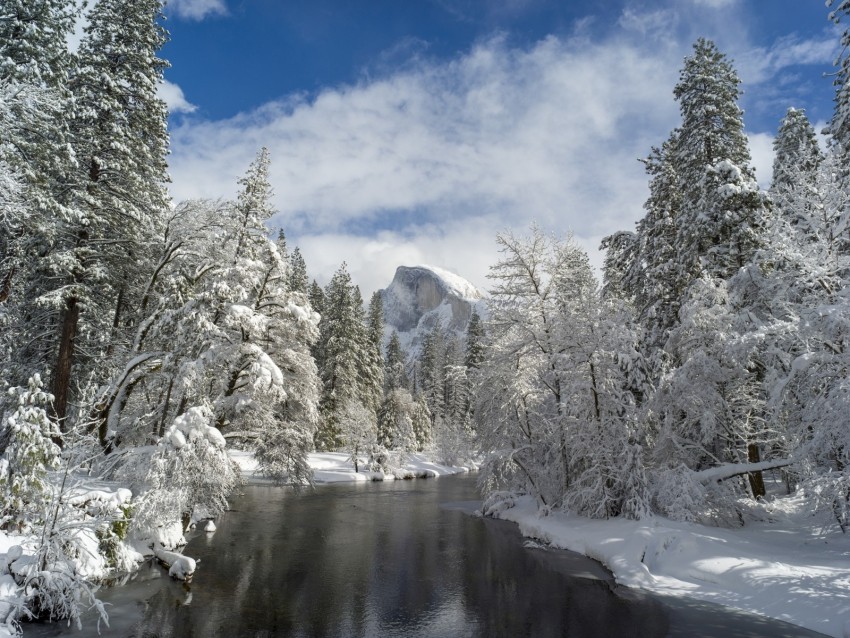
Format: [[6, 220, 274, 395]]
[[24, 475, 827, 637]]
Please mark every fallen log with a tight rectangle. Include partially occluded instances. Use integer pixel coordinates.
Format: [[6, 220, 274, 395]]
[[153, 547, 196, 581], [693, 458, 794, 484]]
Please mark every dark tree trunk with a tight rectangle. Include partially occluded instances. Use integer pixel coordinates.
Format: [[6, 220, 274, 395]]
[[0, 265, 15, 303], [52, 296, 79, 435], [747, 443, 766, 499], [105, 286, 124, 358]]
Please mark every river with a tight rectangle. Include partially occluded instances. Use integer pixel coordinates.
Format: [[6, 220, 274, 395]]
[[25, 474, 826, 637]]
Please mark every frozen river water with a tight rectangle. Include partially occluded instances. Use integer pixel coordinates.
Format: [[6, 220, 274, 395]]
[[26, 474, 826, 637]]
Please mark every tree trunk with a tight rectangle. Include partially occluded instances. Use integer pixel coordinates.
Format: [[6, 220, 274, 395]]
[[105, 286, 124, 357], [0, 265, 15, 303], [52, 296, 79, 435], [746, 443, 766, 499]]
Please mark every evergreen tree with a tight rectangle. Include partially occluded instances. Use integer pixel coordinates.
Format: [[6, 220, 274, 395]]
[[384, 331, 410, 392], [0, 0, 78, 399], [315, 264, 370, 451], [464, 308, 486, 370], [411, 393, 432, 451], [419, 323, 446, 427], [360, 291, 385, 417], [0, 374, 61, 531], [771, 108, 823, 234], [828, 1, 850, 163], [288, 247, 309, 294], [51, 0, 171, 425], [377, 389, 417, 453], [673, 39, 756, 282]]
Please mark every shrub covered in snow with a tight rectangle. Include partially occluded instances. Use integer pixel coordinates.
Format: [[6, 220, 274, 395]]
[[0, 376, 62, 533], [132, 406, 239, 548]]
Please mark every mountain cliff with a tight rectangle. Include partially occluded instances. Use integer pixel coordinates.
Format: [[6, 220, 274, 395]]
[[380, 265, 485, 354]]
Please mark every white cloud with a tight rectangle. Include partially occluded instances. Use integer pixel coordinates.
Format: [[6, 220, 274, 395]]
[[166, 3, 834, 297], [747, 132, 775, 188], [159, 80, 197, 114], [736, 34, 837, 86], [168, 0, 227, 21], [169, 34, 681, 295], [690, 0, 738, 8]]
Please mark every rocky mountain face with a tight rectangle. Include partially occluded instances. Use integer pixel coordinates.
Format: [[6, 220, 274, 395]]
[[380, 265, 485, 355]]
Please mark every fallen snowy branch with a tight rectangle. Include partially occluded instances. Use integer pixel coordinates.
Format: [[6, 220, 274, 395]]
[[693, 458, 794, 484], [153, 548, 196, 581]]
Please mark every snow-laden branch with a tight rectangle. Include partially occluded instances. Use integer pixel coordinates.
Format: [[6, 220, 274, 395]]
[[694, 458, 794, 484]]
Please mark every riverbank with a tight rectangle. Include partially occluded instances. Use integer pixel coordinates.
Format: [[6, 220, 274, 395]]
[[489, 492, 850, 638], [229, 449, 472, 484], [0, 450, 469, 637]]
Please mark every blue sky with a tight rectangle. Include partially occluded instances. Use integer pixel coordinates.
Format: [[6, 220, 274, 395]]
[[155, 0, 844, 296]]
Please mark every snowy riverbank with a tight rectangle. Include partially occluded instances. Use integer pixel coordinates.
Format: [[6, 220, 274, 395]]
[[0, 451, 469, 637], [488, 492, 850, 638], [229, 449, 471, 484]]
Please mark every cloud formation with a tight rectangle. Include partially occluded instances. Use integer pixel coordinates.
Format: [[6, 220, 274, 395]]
[[159, 80, 197, 114], [167, 0, 227, 21], [169, 33, 682, 294], [166, 2, 829, 296]]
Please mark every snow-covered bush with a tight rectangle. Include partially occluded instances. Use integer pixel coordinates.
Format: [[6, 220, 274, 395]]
[[652, 465, 709, 523], [800, 471, 850, 533], [4, 479, 134, 630], [132, 406, 239, 547], [336, 400, 378, 473], [0, 375, 61, 532]]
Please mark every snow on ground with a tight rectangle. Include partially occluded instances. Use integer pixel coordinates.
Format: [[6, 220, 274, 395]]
[[491, 494, 850, 638], [0, 532, 25, 638], [229, 449, 469, 485]]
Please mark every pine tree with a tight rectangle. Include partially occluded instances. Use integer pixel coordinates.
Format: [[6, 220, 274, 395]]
[[419, 324, 446, 427], [315, 264, 370, 451], [360, 291, 385, 417], [384, 331, 410, 392], [464, 308, 486, 370], [771, 108, 823, 234], [0, 0, 78, 398], [673, 39, 756, 282], [288, 247, 309, 294], [828, 1, 850, 163], [411, 393, 432, 451], [0, 374, 61, 531], [51, 0, 171, 425], [377, 389, 417, 452]]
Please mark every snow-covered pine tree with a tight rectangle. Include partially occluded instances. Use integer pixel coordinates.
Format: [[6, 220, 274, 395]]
[[308, 279, 326, 365], [361, 291, 385, 418], [384, 331, 410, 392], [411, 393, 432, 451], [0, 0, 78, 406], [377, 389, 417, 453], [0, 374, 61, 531], [434, 336, 474, 465], [53, 0, 171, 426], [771, 108, 823, 233], [828, 1, 850, 167], [288, 247, 309, 294], [673, 39, 755, 282], [315, 264, 372, 451], [464, 308, 486, 371], [418, 324, 446, 428]]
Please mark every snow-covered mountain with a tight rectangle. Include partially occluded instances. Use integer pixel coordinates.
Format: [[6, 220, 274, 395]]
[[380, 264, 486, 355]]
